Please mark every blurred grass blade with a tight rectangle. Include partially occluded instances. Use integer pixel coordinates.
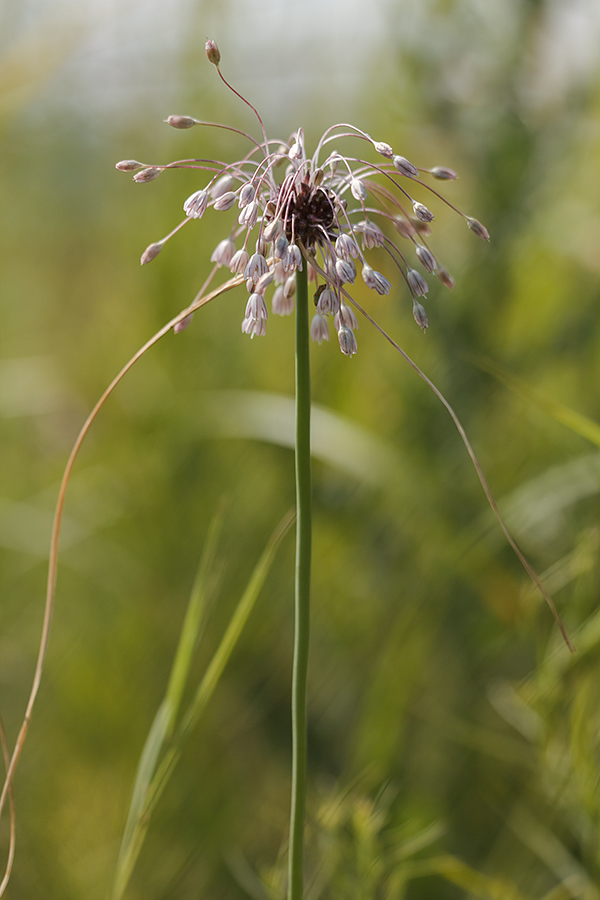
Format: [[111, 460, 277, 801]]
[[112, 508, 294, 900], [425, 854, 534, 900], [471, 356, 600, 447], [112, 505, 224, 900]]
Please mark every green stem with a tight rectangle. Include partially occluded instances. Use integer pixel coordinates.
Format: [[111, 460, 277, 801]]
[[288, 264, 312, 900]]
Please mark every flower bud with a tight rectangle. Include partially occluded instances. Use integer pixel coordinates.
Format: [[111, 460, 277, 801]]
[[213, 191, 236, 211], [412, 300, 429, 332], [337, 325, 358, 357], [272, 285, 294, 316], [229, 248, 249, 275], [436, 266, 455, 289], [205, 39, 221, 66], [415, 245, 437, 273], [430, 166, 457, 180], [183, 189, 208, 219], [174, 312, 194, 333], [350, 178, 368, 202], [311, 314, 330, 344], [140, 241, 163, 265], [412, 201, 434, 223], [374, 141, 393, 158], [467, 217, 490, 241], [115, 159, 143, 172], [165, 115, 197, 129], [211, 238, 236, 267], [133, 167, 161, 183], [393, 156, 419, 178], [407, 269, 428, 297]]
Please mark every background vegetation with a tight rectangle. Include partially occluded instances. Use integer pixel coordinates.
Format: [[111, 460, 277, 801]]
[[1, 0, 600, 897]]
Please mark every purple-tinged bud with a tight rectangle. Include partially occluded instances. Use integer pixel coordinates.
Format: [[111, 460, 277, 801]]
[[213, 191, 236, 211], [393, 155, 419, 178], [374, 141, 393, 158], [337, 325, 358, 357], [311, 314, 330, 344], [183, 189, 208, 219], [282, 244, 303, 273], [115, 159, 144, 172], [361, 265, 391, 295], [205, 39, 221, 66], [283, 275, 296, 300], [229, 248, 249, 275], [245, 252, 269, 281], [238, 200, 259, 228], [133, 167, 161, 183], [274, 234, 288, 260], [165, 115, 197, 129], [350, 178, 368, 202], [317, 288, 340, 316], [430, 166, 457, 180], [393, 217, 416, 240], [210, 175, 236, 199], [335, 233, 359, 261], [415, 245, 437, 273], [407, 269, 429, 297], [356, 220, 385, 249], [272, 285, 294, 316], [467, 217, 490, 241], [335, 304, 358, 331], [335, 258, 356, 284], [264, 218, 283, 243], [412, 201, 434, 222], [211, 238, 236, 267], [140, 241, 163, 265], [289, 129, 304, 160], [245, 293, 268, 320], [174, 312, 194, 333], [238, 183, 256, 208], [255, 270, 274, 294], [311, 167, 324, 187], [412, 300, 429, 332], [246, 277, 255, 293], [437, 266, 455, 289]]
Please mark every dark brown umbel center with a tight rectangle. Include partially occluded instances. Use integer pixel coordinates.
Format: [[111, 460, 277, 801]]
[[279, 180, 337, 249]]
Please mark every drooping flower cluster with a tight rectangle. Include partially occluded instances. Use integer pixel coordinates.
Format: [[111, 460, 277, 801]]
[[116, 39, 489, 356]]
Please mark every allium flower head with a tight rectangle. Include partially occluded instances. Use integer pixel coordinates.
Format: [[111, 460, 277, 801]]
[[118, 40, 490, 355]]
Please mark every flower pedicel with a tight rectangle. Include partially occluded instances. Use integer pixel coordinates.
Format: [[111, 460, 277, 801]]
[[116, 39, 490, 354]]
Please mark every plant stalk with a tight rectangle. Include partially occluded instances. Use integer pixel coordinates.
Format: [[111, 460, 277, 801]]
[[288, 264, 312, 900]]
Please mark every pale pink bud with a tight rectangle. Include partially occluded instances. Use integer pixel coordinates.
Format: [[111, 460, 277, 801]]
[[133, 167, 161, 183], [211, 238, 236, 267], [437, 267, 455, 289], [229, 248, 249, 275], [238, 200, 259, 228], [361, 265, 391, 295], [430, 166, 457, 180], [335, 304, 358, 331], [282, 244, 303, 273], [272, 285, 294, 316], [245, 252, 269, 281], [264, 218, 283, 242], [412, 201, 434, 222], [311, 167, 324, 187], [374, 141, 393, 158], [238, 183, 256, 208], [273, 235, 288, 260], [283, 275, 296, 300], [165, 115, 197, 129], [140, 241, 163, 265], [183, 189, 208, 219], [335, 233, 359, 261], [316, 288, 339, 316], [213, 191, 236, 211], [356, 220, 385, 249], [311, 314, 330, 344], [115, 159, 143, 172], [394, 217, 416, 239], [393, 156, 419, 178], [174, 312, 194, 333], [210, 175, 236, 199], [407, 269, 428, 296], [413, 300, 429, 331], [335, 258, 356, 284], [205, 40, 221, 66], [241, 316, 267, 338], [467, 217, 490, 241], [245, 293, 268, 320], [415, 246, 437, 273], [350, 178, 368, 202], [337, 325, 357, 356], [289, 129, 304, 160]]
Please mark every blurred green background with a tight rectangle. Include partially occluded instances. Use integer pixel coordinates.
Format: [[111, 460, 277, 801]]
[[2, 0, 600, 897]]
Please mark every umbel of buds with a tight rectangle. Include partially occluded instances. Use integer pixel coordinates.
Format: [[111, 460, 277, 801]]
[[116, 39, 490, 355]]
